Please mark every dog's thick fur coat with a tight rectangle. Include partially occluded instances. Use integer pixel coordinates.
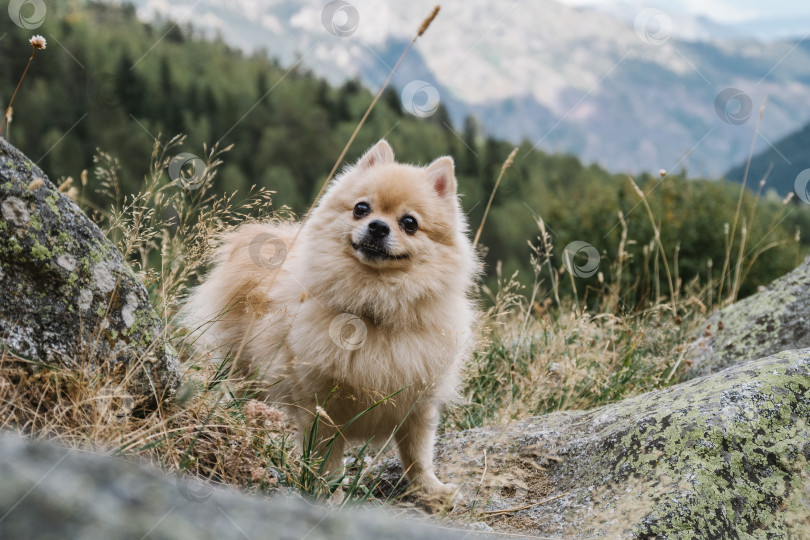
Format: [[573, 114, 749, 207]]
[[184, 140, 477, 496]]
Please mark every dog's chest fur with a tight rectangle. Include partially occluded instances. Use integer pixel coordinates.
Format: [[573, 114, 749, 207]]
[[286, 299, 463, 395]]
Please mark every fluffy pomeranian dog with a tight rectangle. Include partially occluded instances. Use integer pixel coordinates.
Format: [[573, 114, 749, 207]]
[[184, 140, 478, 497]]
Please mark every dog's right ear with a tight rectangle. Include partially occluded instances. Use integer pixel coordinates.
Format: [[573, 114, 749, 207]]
[[356, 139, 394, 171]]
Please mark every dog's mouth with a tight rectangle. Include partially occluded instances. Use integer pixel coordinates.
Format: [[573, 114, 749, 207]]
[[351, 241, 409, 261]]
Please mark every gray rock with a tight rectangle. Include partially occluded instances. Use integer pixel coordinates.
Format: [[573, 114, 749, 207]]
[[686, 255, 810, 377], [425, 348, 810, 538], [0, 432, 483, 540], [0, 138, 179, 406]]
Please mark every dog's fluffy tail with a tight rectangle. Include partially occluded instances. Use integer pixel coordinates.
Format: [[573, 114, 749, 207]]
[[181, 221, 298, 360]]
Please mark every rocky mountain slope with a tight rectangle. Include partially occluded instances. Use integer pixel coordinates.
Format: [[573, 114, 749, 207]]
[[417, 347, 810, 537], [125, 0, 810, 178]]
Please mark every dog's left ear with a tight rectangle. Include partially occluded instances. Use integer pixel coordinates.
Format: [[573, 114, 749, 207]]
[[356, 139, 395, 171], [426, 156, 456, 198]]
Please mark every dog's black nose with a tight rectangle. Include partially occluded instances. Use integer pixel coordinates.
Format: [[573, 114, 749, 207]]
[[367, 220, 390, 239]]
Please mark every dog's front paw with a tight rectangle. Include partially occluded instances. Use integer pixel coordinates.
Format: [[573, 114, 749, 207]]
[[411, 477, 462, 509], [430, 480, 458, 497]]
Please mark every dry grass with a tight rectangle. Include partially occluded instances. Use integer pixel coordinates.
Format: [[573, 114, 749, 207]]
[[442, 188, 713, 432], [1, 135, 300, 500], [446, 267, 698, 433]]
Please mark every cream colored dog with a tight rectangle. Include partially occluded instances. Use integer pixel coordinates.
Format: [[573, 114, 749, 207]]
[[184, 140, 478, 497]]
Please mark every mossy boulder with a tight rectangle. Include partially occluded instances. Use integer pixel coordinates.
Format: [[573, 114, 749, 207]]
[[686, 255, 810, 377], [416, 348, 810, 538], [0, 138, 179, 406], [0, 432, 478, 540]]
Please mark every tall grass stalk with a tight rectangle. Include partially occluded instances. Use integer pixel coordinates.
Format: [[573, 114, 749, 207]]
[[473, 147, 517, 249], [310, 6, 441, 211], [628, 177, 677, 316], [719, 103, 765, 303]]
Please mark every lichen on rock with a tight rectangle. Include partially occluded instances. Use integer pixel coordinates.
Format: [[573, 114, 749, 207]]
[[686, 255, 810, 377], [419, 349, 810, 538], [0, 138, 179, 406]]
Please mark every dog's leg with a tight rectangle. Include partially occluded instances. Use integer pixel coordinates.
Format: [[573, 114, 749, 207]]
[[394, 404, 455, 498]]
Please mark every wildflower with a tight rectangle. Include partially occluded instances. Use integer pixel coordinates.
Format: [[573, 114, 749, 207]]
[[1, 35, 46, 134], [29, 35, 46, 50]]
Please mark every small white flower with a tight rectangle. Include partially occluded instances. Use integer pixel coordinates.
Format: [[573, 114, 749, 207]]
[[29, 35, 46, 50]]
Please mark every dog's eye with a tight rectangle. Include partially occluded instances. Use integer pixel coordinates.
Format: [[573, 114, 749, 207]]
[[353, 202, 370, 218], [400, 215, 418, 234]]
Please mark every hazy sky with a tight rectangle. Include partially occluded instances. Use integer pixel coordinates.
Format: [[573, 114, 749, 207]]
[[558, 0, 810, 23]]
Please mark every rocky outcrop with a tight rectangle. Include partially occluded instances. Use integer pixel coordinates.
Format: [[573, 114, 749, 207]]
[[0, 431, 480, 540], [686, 255, 810, 377], [0, 139, 179, 405], [417, 348, 810, 538]]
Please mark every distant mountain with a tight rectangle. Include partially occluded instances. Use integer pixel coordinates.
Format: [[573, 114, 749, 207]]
[[118, 0, 810, 178], [725, 121, 810, 198], [588, 1, 810, 42], [730, 17, 810, 42]]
